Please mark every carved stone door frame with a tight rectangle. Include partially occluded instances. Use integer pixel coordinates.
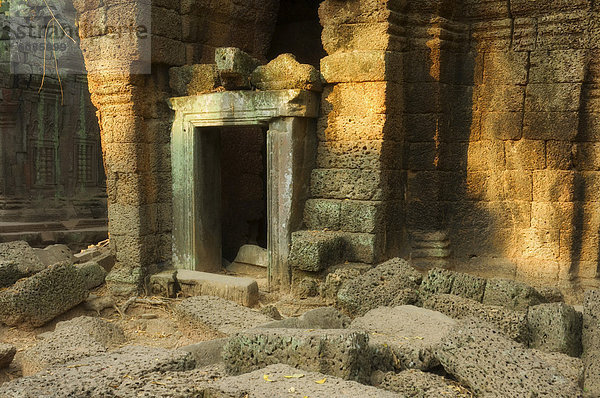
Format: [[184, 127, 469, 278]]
[[169, 89, 319, 288]]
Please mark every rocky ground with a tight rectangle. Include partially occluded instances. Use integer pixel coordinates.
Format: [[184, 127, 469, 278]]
[[0, 242, 599, 397]]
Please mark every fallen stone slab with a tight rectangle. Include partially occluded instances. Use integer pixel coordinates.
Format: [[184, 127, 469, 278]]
[[527, 302, 582, 357], [351, 306, 456, 371], [178, 338, 229, 368], [419, 268, 487, 302], [0, 346, 196, 398], [175, 296, 273, 335], [533, 349, 585, 387], [483, 278, 544, 310], [373, 369, 472, 397], [75, 260, 107, 290], [32, 244, 74, 267], [260, 307, 351, 329], [423, 293, 529, 343], [0, 241, 45, 287], [434, 319, 583, 397], [0, 263, 89, 327], [20, 316, 126, 375], [213, 364, 399, 398], [151, 269, 259, 307], [0, 343, 16, 369], [337, 258, 422, 316], [583, 289, 600, 396], [223, 328, 371, 382]]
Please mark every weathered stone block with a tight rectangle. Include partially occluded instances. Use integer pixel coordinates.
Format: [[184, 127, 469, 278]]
[[342, 232, 382, 263], [479, 84, 525, 112], [215, 364, 397, 397], [523, 112, 579, 141], [321, 82, 402, 117], [340, 200, 384, 234], [175, 296, 272, 335], [0, 343, 16, 369], [320, 264, 373, 303], [75, 261, 107, 290], [375, 369, 471, 397], [434, 319, 583, 397], [546, 140, 574, 170], [288, 231, 345, 272], [0, 263, 89, 327], [526, 83, 582, 112], [483, 51, 529, 85], [223, 328, 371, 382], [574, 142, 600, 171], [466, 140, 505, 170], [20, 316, 126, 375], [337, 258, 422, 316], [321, 22, 392, 54], [0, 240, 45, 281], [529, 50, 586, 83], [169, 270, 258, 307], [215, 47, 260, 89], [352, 306, 457, 371], [533, 170, 576, 202], [481, 111, 523, 140], [303, 199, 342, 230], [310, 168, 384, 200], [582, 290, 600, 395], [251, 53, 321, 92], [527, 303, 582, 357], [505, 139, 546, 170], [169, 64, 219, 96], [320, 51, 402, 83], [420, 268, 455, 297], [261, 307, 350, 330], [424, 294, 529, 343], [483, 278, 544, 311]]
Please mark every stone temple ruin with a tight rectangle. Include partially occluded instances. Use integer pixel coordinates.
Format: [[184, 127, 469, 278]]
[[2, 0, 600, 396]]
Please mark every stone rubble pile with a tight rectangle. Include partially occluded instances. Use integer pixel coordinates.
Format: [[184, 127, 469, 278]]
[[1, 255, 598, 397]]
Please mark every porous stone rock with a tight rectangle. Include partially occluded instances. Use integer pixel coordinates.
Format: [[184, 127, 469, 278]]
[[215, 47, 261, 89], [32, 244, 74, 268], [223, 328, 371, 382], [259, 304, 282, 320], [175, 296, 272, 335], [320, 263, 373, 302], [337, 258, 422, 316], [169, 64, 220, 96], [419, 268, 487, 302], [0, 343, 16, 369], [75, 260, 107, 289], [260, 307, 351, 329], [434, 319, 583, 397], [214, 364, 398, 398], [527, 302, 582, 357], [483, 278, 545, 310], [251, 53, 323, 92], [288, 231, 345, 272], [583, 289, 600, 396], [0, 346, 196, 397], [0, 263, 89, 327], [0, 241, 45, 287], [352, 306, 457, 371], [178, 338, 229, 368], [83, 294, 116, 314], [20, 316, 126, 375], [423, 294, 529, 343], [374, 369, 472, 397]]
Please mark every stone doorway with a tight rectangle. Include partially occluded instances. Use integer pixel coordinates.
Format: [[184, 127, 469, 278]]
[[170, 90, 318, 288]]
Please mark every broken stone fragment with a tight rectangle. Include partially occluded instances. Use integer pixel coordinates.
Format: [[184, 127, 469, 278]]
[[419, 268, 487, 303], [175, 295, 272, 336], [0, 343, 16, 369], [434, 319, 583, 397], [214, 364, 398, 398], [0, 241, 45, 286], [169, 64, 220, 96], [527, 302, 582, 357], [20, 316, 126, 375], [75, 260, 107, 290], [583, 289, 600, 396], [352, 305, 457, 371], [223, 328, 371, 382], [337, 257, 422, 316], [482, 277, 545, 311], [260, 307, 351, 330], [215, 47, 261, 90], [0, 262, 89, 327], [251, 53, 323, 92], [423, 293, 529, 343]]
